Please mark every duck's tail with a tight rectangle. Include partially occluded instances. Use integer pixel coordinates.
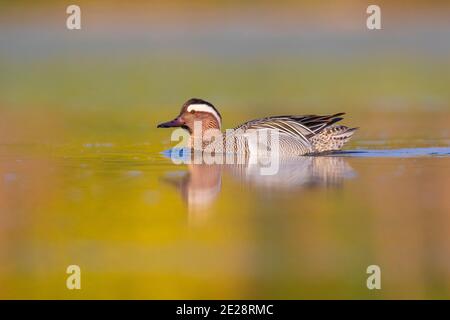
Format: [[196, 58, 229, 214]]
[[310, 125, 358, 153]]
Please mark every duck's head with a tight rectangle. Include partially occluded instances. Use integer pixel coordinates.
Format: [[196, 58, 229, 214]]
[[157, 98, 222, 134]]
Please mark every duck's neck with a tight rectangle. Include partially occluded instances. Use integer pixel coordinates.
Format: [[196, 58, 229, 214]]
[[190, 118, 222, 149]]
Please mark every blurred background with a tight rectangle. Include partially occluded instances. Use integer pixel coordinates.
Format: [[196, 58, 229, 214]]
[[0, 1, 449, 299]]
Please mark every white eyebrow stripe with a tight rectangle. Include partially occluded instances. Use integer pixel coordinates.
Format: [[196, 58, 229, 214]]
[[187, 104, 221, 126]]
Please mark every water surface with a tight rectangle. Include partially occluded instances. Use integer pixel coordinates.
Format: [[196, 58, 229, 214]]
[[1, 130, 449, 299], [1, 4, 449, 298]]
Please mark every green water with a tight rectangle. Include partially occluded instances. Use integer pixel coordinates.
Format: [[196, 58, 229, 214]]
[[1, 111, 449, 299], [1, 15, 450, 298]]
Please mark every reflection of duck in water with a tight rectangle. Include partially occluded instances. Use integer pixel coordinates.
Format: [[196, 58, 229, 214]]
[[163, 156, 355, 224], [164, 164, 222, 209], [163, 164, 223, 224], [228, 156, 355, 189]]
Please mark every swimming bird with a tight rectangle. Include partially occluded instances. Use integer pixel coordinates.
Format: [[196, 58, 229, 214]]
[[157, 98, 357, 156]]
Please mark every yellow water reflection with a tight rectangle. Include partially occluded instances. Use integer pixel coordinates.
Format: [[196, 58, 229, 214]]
[[1, 141, 449, 299], [1, 0, 450, 300]]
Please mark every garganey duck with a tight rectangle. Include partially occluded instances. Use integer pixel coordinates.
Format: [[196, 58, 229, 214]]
[[157, 98, 357, 155]]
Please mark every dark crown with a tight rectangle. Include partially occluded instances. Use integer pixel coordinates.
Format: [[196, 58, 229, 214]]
[[183, 98, 222, 120]]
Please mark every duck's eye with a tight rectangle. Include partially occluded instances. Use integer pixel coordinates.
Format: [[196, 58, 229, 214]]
[[190, 110, 196, 114]]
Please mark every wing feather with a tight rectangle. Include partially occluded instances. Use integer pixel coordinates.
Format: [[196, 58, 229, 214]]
[[238, 113, 345, 139]]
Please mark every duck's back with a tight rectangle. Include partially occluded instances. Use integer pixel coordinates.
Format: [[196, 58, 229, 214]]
[[234, 113, 357, 155]]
